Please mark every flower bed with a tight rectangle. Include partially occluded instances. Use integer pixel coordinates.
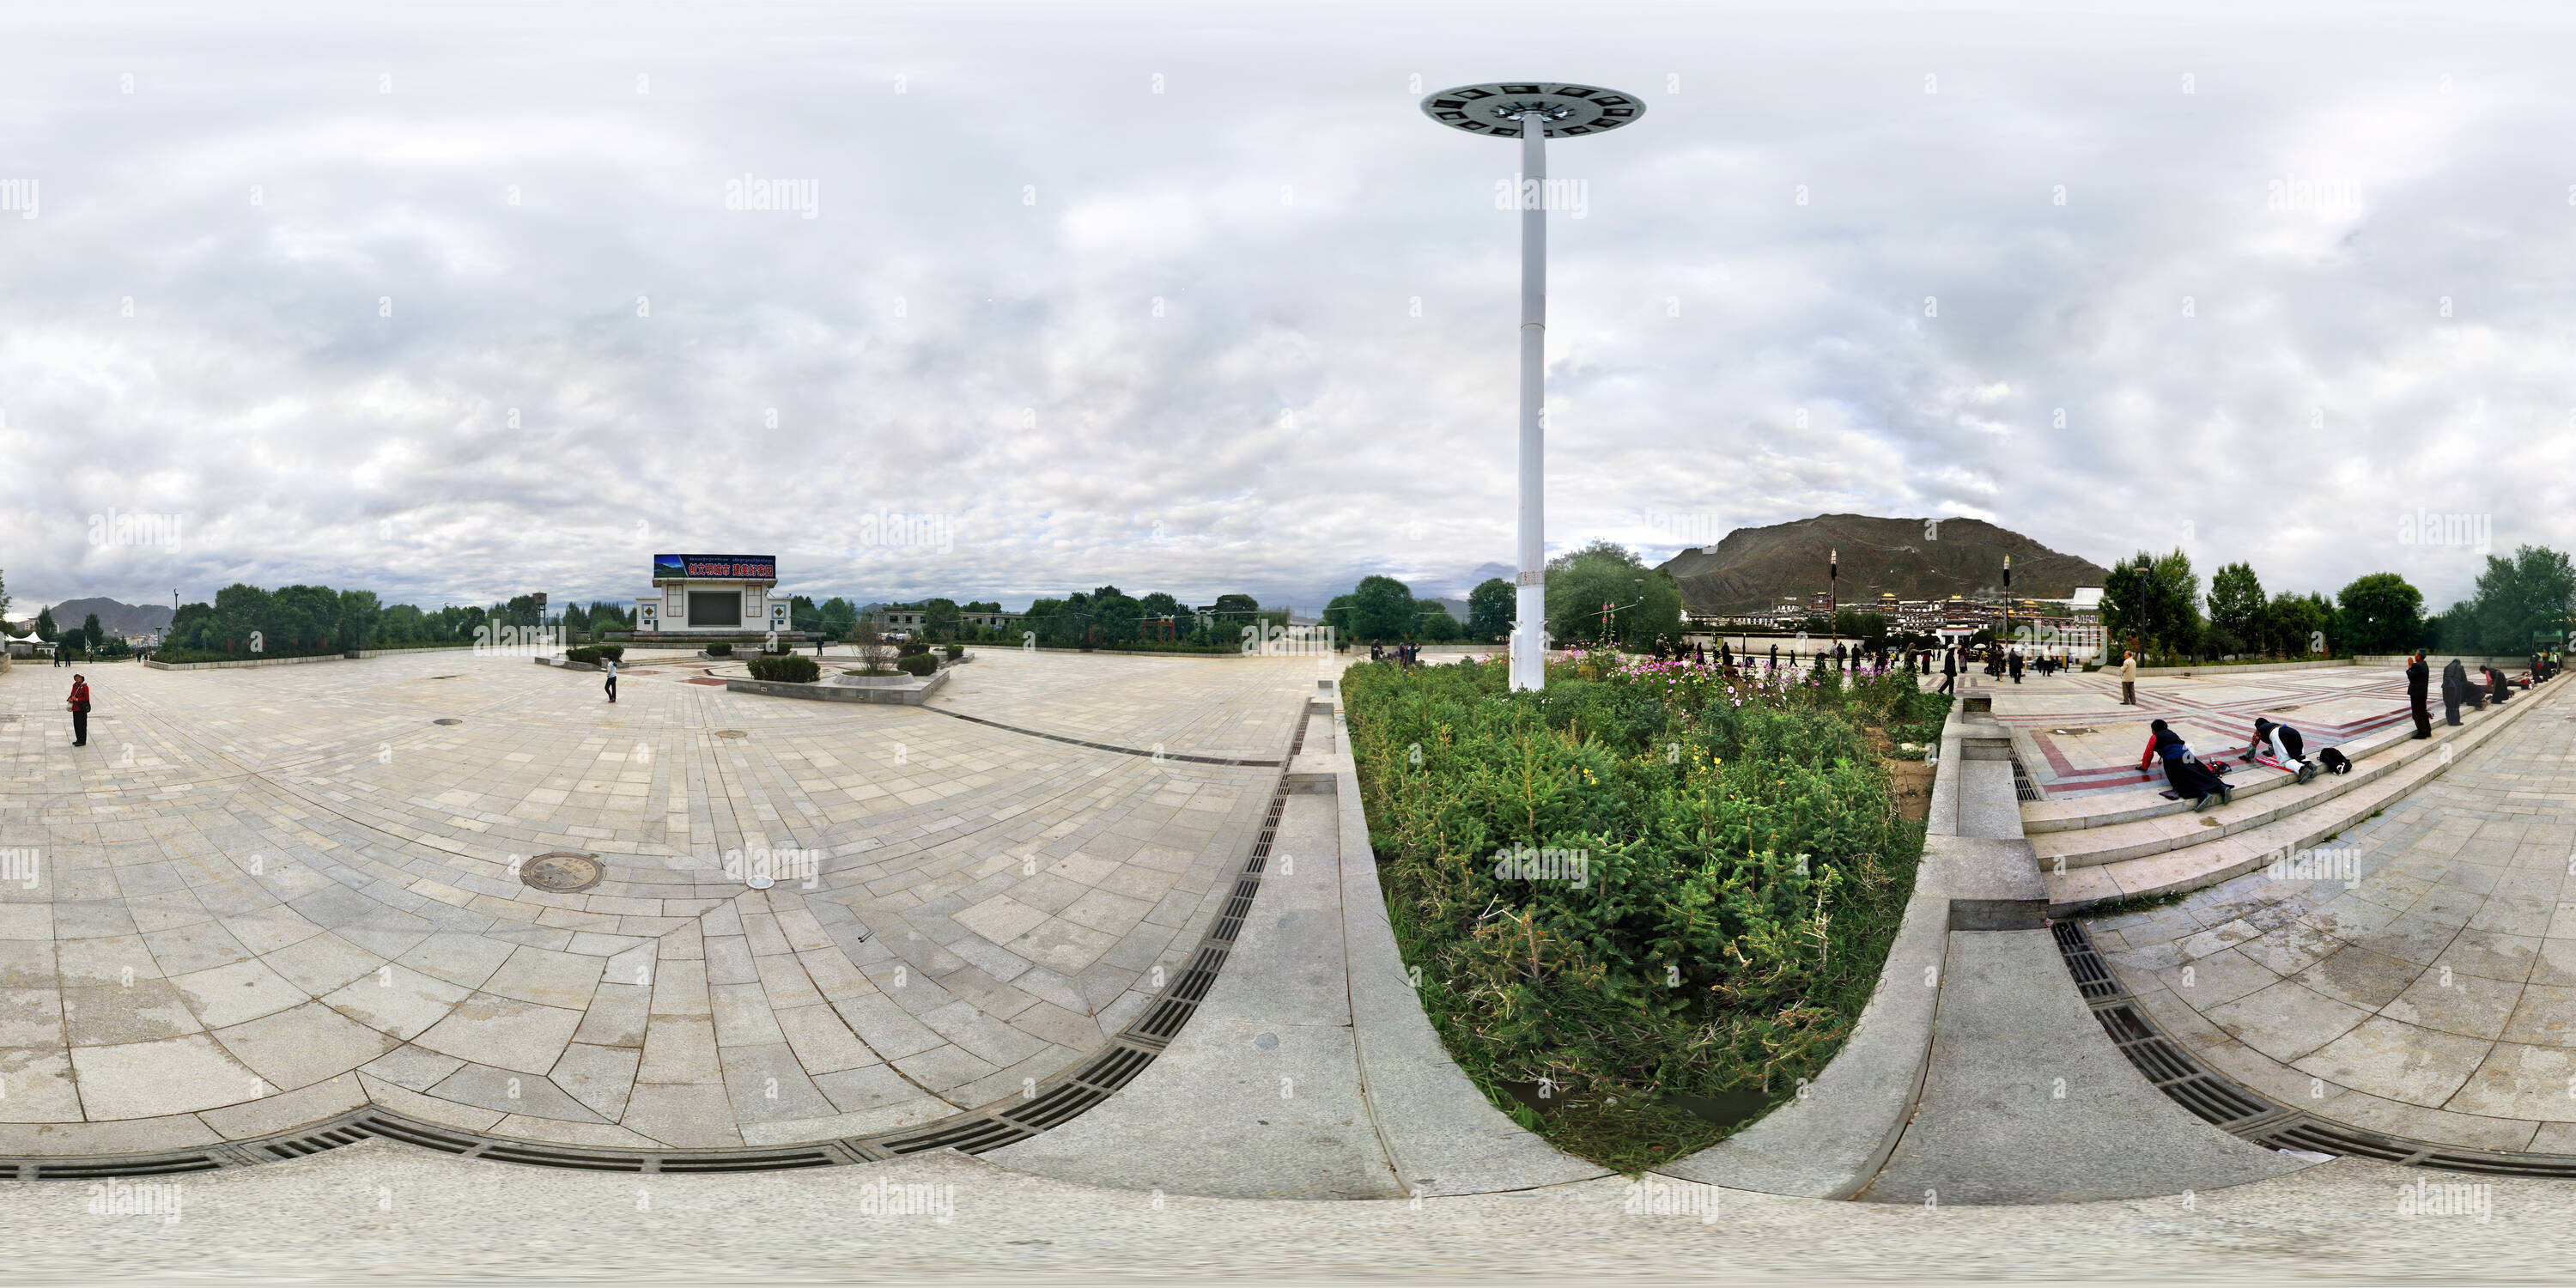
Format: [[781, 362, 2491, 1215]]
[[1346, 650, 1946, 1170]]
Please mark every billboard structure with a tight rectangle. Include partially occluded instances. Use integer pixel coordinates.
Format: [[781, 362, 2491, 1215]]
[[633, 555, 794, 640]]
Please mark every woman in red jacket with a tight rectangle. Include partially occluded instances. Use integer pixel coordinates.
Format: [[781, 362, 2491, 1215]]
[[66, 674, 90, 747]]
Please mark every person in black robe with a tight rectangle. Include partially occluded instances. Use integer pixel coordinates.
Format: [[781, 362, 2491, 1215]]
[[2441, 657, 2468, 726], [2407, 651, 2432, 738], [2139, 719, 2231, 809], [2489, 665, 2512, 705]]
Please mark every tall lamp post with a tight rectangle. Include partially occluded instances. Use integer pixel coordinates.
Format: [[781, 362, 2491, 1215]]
[[1421, 82, 1645, 691]]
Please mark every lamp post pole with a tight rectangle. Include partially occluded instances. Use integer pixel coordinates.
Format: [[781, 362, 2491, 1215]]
[[1421, 82, 1644, 692]]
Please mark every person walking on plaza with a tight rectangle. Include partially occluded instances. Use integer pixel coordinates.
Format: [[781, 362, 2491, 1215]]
[[1938, 646, 1956, 695], [603, 655, 617, 703], [2119, 650, 2137, 706], [66, 673, 90, 747], [1769, 642, 1777, 671], [2008, 649, 2023, 684], [2441, 656, 2468, 726], [2407, 650, 2433, 738]]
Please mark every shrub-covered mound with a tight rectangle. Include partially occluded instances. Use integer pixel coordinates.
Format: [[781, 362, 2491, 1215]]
[[1346, 651, 1947, 1170]]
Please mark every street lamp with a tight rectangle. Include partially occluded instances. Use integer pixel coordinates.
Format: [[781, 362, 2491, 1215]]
[[1421, 82, 1645, 691]]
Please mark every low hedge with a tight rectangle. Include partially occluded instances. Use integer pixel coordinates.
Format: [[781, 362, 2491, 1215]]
[[896, 653, 939, 677], [747, 655, 820, 683], [944, 644, 964, 659], [706, 642, 733, 657], [896, 641, 930, 658], [565, 647, 603, 664]]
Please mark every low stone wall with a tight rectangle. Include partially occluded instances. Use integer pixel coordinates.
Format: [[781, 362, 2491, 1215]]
[[144, 646, 476, 671], [2355, 653, 2537, 670], [2129, 658, 2353, 677]]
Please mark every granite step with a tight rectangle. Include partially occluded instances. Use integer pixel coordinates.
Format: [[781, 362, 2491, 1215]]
[[2043, 678, 2568, 915]]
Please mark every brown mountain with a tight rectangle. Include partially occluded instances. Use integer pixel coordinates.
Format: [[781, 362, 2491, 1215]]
[[1655, 514, 2110, 615]]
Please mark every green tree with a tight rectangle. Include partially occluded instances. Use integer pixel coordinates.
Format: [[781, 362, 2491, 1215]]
[[1346, 576, 1416, 642], [1467, 577, 1515, 642], [0, 568, 9, 627], [922, 598, 962, 641], [2207, 562, 2265, 652], [2458, 545, 2576, 654], [789, 594, 822, 635], [82, 612, 105, 653], [1321, 594, 1356, 642], [2335, 572, 2425, 655], [337, 589, 380, 651], [2263, 590, 2332, 657], [35, 605, 56, 641], [1413, 599, 1461, 642], [1542, 540, 1682, 647], [820, 597, 858, 639]]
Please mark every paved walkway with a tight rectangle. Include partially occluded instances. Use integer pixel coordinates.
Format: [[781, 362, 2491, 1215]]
[[2090, 675, 2576, 1153], [0, 647, 1321, 1154]]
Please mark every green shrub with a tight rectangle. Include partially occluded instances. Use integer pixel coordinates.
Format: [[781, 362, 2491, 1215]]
[[897, 641, 930, 658], [944, 644, 964, 660], [896, 652, 939, 677], [1348, 653, 1923, 1170], [746, 655, 819, 683], [706, 642, 732, 657], [565, 646, 602, 665], [594, 644, 624, 661]]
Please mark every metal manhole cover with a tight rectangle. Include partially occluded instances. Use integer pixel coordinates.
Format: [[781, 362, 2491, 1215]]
[[520, 852, 605, 893], [716, 729, 748, 738], [434, 718, 463, 726]]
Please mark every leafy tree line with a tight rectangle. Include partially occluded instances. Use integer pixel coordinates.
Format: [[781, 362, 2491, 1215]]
[[2099, 545, 2573, 663], [860, 589, 1284, 649], [162, 584, 638, 657], [1332, 542, 1686, 647]]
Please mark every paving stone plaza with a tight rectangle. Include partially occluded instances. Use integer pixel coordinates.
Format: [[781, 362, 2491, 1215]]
[[6, 644, 2576, 1281], [0, 647, 1317, 1151]]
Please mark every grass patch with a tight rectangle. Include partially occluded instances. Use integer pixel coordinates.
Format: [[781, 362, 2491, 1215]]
[[1348, 652, 1938, 1172]]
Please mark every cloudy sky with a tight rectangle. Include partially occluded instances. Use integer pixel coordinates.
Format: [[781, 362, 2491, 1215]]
[[3, 0, 2571, 617]]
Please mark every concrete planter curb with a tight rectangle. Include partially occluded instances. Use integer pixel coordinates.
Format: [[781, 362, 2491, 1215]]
[[723, 670, 948, 704]]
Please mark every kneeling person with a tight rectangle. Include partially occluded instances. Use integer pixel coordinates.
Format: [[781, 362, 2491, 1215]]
[[2239, 716, 2315, 785]]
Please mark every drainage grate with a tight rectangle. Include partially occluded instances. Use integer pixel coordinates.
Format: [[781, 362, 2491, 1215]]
[[715, 729, 748, 738], [433, 718, 463, 726], [520, 852, 605, 894], [2056, 917, 2576, 1178], [2010, 755, 2044, 802]]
